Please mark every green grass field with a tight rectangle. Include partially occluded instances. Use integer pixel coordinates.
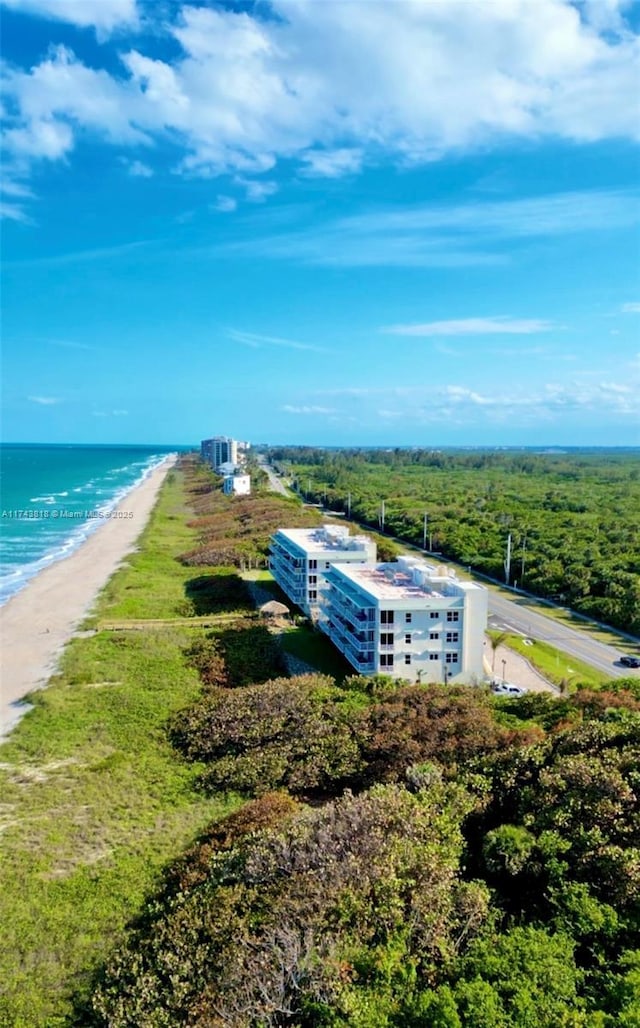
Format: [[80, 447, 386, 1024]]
[[0, 470, 240, 1027], [498, 632, 609, 690]]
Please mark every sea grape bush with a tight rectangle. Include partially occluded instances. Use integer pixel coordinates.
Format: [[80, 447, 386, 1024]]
[[88, 698, 640, 1026], [89, 783, 488, 1027], [171, 677, 534, 798]]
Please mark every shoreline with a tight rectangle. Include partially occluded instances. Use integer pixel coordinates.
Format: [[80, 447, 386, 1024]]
[[0, 456, 177, 736]]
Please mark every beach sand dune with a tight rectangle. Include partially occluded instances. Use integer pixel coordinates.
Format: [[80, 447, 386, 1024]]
[[0, 457, 176, 735]]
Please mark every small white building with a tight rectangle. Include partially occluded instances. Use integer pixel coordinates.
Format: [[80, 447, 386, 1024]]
[[223, 474, 251, 496], [320, 555, 487, 684], [270, 524, 376, 619]]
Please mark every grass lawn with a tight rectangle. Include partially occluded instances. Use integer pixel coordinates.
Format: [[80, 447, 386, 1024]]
[[280, 624, 354, 681], [0, 468, 241, 1027], [500, 632, 609, 690]]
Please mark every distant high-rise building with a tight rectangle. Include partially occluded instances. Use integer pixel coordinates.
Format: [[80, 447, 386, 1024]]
[[200, 436, 243, 471]]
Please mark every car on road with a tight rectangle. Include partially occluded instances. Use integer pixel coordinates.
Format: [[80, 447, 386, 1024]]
[[619, 655, 640, 668], [491, 682, 526, 697]]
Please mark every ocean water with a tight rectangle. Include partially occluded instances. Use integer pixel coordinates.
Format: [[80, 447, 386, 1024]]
[[0, 444, 182, 605]]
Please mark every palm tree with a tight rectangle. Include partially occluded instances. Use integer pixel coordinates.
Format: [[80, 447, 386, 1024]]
[[489, 631, 508, 673]]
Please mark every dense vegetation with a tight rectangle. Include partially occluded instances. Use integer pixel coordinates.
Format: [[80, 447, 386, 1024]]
[[180, 482, 322, 569], [4, 454, 639, 1027], [268, 447, 640, 634], [171, 675, 532, 798], [88, 685, 640, 1027]]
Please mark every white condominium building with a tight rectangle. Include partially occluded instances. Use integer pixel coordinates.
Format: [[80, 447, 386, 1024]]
[[200, 436, 240, 471], [320, 555, 487, 684], [270, 524, 376, 619]]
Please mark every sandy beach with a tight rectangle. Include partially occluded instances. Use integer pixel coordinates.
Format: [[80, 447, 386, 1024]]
[[0, 456, 177, 735]]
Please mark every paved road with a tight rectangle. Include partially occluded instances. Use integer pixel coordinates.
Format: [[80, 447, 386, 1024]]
[[259, 460, 638, 680], [257, 458, 290, 497], [486, 593, 637, 680]]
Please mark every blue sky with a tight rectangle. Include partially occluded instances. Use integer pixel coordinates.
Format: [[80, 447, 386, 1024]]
[[1, 0, 639, 447]]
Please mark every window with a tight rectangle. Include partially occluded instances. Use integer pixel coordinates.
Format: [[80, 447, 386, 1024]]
[[445, 652, 458, 664], [309, 575, 317, 585], [430, 611, 439, 620], [429, 653, 439, 661], [405, 612, 412, 624], [309, 559, 317, 569], [380, 654, 394, 667], [380, 632, 394, 646], [404, 654, 412, 665], [324, 562, 331, 569], [381, 610, 395, 625], [446, 631, 459, 643], [447, 610, 460, 623], [309, 590, 317, 602], [405, 633, 412, 645], [429, 632, 439, 640]]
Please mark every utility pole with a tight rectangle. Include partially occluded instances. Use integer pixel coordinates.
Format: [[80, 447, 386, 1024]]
[[423, 511, 428, 551], [380, 500, 385, 532], [521, 533, 527, 585], [504, 532, 512, 585], [347, 491, 351, 519]]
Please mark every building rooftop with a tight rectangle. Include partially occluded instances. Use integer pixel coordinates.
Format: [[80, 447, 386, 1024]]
[[329, 556, 483, 601], [275, 524, 373, 554]]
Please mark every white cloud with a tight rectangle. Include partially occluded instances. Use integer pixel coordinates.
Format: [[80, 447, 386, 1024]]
[[219, 189, 638, 268], [5, 238, 153, 268], [211, 195, 237, 213], [1, 1, 638, 191], [3, 117, 74, 161], [622, 302, 640, 313], [281, 405, 337, 415], [314, 373, 639, 426], [1, 178, 34, 198], [240, 179, 278, 203], [28, 394, 61, 404], [382, 317, 554, 337], [228, 329, 328, 353], [127, 159, 153, 177], [300, 148, 363, 178], [1, 0, 138, 34], [0, 200, 33, 222]]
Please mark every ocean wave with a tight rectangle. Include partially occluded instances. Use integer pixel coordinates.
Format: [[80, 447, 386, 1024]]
[[1, 453, 174, 606]]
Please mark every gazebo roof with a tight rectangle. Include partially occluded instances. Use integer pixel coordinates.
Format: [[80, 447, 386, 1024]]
[[259, 599, 290, 617]]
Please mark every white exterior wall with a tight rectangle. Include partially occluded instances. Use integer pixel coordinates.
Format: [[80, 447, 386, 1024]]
[[223, 474, 251, 496], [270, 525, 376, 619], [201, 437, 240, 471], [320, 556, 487, 684]]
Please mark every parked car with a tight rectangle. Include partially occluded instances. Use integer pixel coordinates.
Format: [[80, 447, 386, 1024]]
[[619, 655, 640, 668], [491, 683, 526, 697]]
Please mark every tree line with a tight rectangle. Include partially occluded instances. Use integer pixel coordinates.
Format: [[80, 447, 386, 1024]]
[[269, 447, 640, 635]]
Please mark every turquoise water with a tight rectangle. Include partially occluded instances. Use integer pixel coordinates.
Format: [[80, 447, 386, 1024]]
[[0, 444, 183, 605]]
